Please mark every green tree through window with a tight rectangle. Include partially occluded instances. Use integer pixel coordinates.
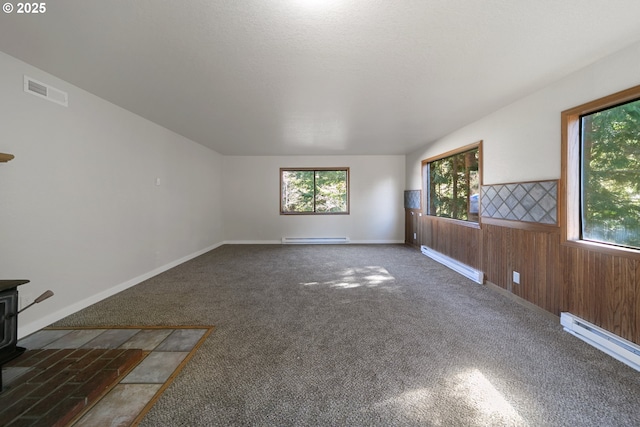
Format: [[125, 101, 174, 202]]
[[280, 168, 349, 214], [581, 98, 640, 249], [423, 145, 480, 222]]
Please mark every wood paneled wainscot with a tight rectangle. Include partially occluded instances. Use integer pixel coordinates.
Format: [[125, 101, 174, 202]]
[[561, 244, 640, 345], [482, 219, 562, 315], [414, 164, 640, 346], [419, 214, 639, 345], [405, 209, 422, 248], [420, 215, 481, 272]]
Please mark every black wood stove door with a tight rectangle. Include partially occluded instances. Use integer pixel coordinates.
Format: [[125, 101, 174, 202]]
[[0, 288, 19, 359]]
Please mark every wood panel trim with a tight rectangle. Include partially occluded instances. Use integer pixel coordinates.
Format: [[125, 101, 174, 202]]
[[562, 84, 640, 117], [561, 239, 640, 260], [421, 140, 483, 165], [481, 217, 559, 233], [427, 215, 480, 230], [483, 178, 557, 186]]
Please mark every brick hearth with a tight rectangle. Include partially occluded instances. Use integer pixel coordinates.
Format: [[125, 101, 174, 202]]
[[0, 348, 144, 426]]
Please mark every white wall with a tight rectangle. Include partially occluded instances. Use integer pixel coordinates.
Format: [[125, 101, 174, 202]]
[[222, 156, 405, 243], [406, 41, 640, 189], [14, 36, 637, 338], [0, 52, 224, 337]]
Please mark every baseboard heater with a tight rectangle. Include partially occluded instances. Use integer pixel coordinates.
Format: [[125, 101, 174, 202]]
[[561, 312, 640, 372], [420, 245, 483, 284], [281, 237, 350, 245]]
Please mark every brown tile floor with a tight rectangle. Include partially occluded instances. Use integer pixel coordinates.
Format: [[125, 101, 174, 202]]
[[1, 326, 213, 426]]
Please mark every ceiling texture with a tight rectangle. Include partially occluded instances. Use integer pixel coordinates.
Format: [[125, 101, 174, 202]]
[[2, 0, 640, 156]]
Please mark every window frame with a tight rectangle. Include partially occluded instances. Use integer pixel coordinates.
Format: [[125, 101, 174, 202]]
[[279, 167, 350, 215], [421, 141, 482, 228], [560, 84, 640, 259]]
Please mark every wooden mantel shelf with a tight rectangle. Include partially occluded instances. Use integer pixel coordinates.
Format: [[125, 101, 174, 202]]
[[0, 153, 15, 162]]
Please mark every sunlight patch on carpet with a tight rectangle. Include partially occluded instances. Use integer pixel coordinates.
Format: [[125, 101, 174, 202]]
[[300, 266, 398, 291], [375, 369, 526, 426], [453, 369, 526, 426], [374, 387, 440, 425]]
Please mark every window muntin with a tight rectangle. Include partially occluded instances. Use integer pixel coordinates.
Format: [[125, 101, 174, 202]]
[[422, 144, 480, 223], [280, 168, 349, 214], [580, 98, 640, 250]]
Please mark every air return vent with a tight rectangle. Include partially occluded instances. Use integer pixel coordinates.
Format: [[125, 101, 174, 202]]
[[24, 76, 68, 107]]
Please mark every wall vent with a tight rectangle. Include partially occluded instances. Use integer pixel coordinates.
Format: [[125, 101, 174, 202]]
[[24, 76, 68, 107], [561, 312, 640, 372]]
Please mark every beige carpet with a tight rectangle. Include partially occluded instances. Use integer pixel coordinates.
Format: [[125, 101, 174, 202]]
[[53, 244, 640, 426]]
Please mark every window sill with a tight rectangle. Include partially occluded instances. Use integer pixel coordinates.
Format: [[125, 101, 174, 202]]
[[280, 212, 349, 216], [425, 215, 480, 230], [561, 238, 640, 260]]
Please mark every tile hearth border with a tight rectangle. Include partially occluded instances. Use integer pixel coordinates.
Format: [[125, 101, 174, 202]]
[[8, 325, 214, 426]]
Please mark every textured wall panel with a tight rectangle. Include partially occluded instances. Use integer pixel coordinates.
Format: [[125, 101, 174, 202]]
[[481, 180, 557, 224], [404, 190, 421, 209]]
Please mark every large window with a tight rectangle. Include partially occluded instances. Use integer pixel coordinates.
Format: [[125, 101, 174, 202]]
[[422, 142, 481, 223], [280, 168, 349, 215], [581, 98, 640, 249], [562, 84, 640, 254]]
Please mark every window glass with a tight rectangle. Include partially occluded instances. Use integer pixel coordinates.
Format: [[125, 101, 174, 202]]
[[281, 170, 314, 213], [281, 168, 349, 214], [425, 147, 479, 222], [314, 170, 348, 213], [581, 98, 640, 249]]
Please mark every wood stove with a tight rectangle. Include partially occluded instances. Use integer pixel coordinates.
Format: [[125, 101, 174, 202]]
[[0, 279, 29, 392]]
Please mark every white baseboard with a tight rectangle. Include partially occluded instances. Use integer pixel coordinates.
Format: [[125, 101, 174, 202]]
[[282, 237, 349, 244], [421, 245, 484, 284], [18, 242, 224, 339], [224, 239, 405, 245], [561, 312, 640, 372], [349, 240, 405, 244], [223, 240, 282, 245]]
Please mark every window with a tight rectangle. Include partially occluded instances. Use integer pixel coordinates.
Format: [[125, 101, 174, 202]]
[[581, 98, 640, 249], [280, 168, 349, 214], [562, 84, 640, 254], [422, 142, 481, 223]]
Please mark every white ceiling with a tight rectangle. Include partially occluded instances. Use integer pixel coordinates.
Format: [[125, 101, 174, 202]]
[[2, 1, 640, 156]]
